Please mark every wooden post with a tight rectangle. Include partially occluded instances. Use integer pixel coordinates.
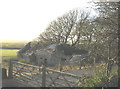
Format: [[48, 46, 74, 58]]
[[60, 58, 65, 71], [59, 60, 62, 72], [2, 68, 7, 79], [79, 58, 81, 69], [42, 58, 47, 87], [8, 60, 13, 78]]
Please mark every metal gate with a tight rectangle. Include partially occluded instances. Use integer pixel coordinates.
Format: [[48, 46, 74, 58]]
[[9, 60, 82, 87]]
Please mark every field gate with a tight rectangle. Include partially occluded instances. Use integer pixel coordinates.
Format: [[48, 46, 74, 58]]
[[8, 60, 83, 87]]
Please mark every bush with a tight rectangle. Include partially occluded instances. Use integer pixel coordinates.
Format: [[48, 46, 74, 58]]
[[78, 66, 118, 87]]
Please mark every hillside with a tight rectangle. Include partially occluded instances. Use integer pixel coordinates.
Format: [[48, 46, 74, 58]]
[[0, 40, 29, 49]]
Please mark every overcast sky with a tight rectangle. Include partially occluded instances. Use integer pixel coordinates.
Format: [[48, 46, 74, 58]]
[[0, 0, 95, 41]]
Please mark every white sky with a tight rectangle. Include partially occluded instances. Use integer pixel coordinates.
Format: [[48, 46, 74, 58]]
[[0, 0, 94, 41]]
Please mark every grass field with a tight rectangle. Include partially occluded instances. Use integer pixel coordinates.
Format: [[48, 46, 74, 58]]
[[0, 40, 28, 68], [0, 40, 28, 60], [1, 49, 19, 56], [0, 49, 19, 60], [0, 49, 20, 68]]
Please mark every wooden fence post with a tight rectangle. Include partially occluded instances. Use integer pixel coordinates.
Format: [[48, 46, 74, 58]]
[[8, 60, 13, 78], [42, 59, 47, 87], [60, 58, 65, 71], [59, 60, 62, 72], [2, 68, 7, 79]]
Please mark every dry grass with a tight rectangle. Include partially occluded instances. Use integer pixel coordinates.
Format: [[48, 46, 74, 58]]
[[47, 62, 107, 72]]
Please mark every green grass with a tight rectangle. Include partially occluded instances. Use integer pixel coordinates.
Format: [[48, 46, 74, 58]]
[[0, 49, 19, 69], [1, 49, 19, 57], [0, 40, 28, 60], [0, 40, 28, 68]]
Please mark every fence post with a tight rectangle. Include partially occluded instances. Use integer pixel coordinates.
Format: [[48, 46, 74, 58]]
[[42, 58, 47, 87], [59, 59, 62, 72], [2, 68, 7, 79], [8, 60, 13, 78], [60, 58, 65, 71]]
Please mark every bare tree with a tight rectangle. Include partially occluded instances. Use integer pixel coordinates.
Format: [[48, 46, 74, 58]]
[[38, 9, 90, 47]]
